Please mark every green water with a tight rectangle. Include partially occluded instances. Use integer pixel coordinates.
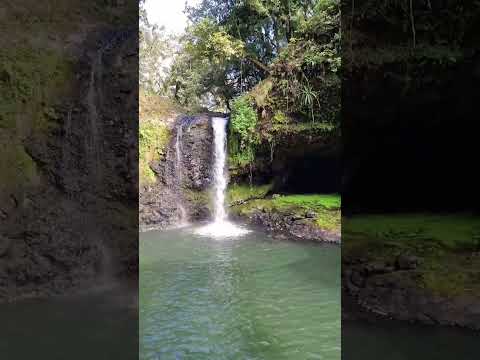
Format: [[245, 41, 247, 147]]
[[343, 320, 479, 359], [0, 285, 137, 359], [140, 226, 340, 360]]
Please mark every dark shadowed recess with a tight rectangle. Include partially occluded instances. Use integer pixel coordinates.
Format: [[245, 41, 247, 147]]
[[240, 134, 341, 195], [341, 0, 480, 351], [342, 1, 479, 215], [342, 67, 478, 213], [277, 145, 341, 194]]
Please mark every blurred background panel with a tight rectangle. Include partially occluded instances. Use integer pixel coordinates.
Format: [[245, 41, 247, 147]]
[[342, 0, 480, 358], [0, 1, 138, 359]]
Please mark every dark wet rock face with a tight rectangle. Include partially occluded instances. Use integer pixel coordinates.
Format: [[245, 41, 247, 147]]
[[181, 117, 214, 191], [0, 236, 11, 258], [139, 114, 215, 229], [0, 28, 138, 302]]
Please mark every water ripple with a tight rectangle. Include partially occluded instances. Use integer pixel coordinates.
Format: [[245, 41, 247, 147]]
[[140, 227, 340, 360]]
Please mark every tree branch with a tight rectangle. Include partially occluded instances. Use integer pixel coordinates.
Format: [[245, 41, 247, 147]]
[[246, 56, 270, 73]]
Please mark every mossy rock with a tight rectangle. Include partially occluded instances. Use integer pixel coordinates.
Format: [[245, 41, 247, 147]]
[[0, 46, 73, 134], [139, 122, 171, 185], [230, 192, 341, 233], [342, 213, 480, 297], [0, 139, 39, 209], [227, 183, 272, 205]]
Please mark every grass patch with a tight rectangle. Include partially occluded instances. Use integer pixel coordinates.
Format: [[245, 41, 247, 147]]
[[343, 213, 479, 251], [420, 254, 480, 297], [272, 193, 340, 210], [139, 91, 182, 185], [271, 121, 337, 135], [343, 213, 480, 297], [314, 208, 341, 231], [231, 193, 341, 232], [139, 90, 181, 123], [227, 183, 272, 204]]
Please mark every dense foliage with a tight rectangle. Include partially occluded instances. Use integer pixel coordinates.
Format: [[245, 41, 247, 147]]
[[228, 96, 259, 167], [343, 0, 480, 70], [138, 0, 341, 182], [139, 1, 177, 184], [139, 0, 172, 93], [154, 0, 341, 172], [162, 0, 339, 113]]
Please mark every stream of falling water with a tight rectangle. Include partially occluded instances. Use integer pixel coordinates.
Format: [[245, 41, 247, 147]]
[[85, 47, 113, 280], [175, 124, 188, 225], [211, 117, 228, 222], [195, 117, 249, 238]]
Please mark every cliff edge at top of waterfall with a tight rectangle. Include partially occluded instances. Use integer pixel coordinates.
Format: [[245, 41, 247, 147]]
[[140, 90, 182, 127]]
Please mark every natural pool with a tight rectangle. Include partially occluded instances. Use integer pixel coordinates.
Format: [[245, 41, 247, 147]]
[[0, 284, 137, 359], [140, 226, 340, 360]]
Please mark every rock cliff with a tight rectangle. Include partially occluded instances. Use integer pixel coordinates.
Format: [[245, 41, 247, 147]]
[[139, 114, 217, 229], [0, 2, 138, 301]]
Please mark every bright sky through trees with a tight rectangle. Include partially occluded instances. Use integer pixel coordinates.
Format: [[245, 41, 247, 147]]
[[144, 0, 200, 34]]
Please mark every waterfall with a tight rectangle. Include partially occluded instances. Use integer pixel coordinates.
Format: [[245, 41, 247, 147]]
[[211, 117, 228, 222], [195, 117, 249, 238], [174, 124, 188, 224]]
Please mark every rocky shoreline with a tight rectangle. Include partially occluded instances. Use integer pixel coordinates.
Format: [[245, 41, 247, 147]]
[[232, 208, 341, 244], [342, 255, 480, 331], [139, 204, 341, 245]]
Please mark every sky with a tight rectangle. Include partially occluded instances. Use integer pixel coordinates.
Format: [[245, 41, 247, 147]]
[[144, 0, 201, 35]]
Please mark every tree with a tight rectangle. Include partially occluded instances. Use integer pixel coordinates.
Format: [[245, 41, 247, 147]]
[[164, 0, 340, 120], [139, 0, 172, 93]]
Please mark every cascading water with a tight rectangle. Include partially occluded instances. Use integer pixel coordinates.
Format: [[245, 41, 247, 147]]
[[195, 117, 249, 238], [84, 31, 132, 189], [174, 124, 188, 225], [211, 117, 228, 222]]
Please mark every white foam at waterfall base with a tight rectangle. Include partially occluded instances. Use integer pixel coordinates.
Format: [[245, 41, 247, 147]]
[[195, 117, 250, 239], [195, 220, 250, 238]]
